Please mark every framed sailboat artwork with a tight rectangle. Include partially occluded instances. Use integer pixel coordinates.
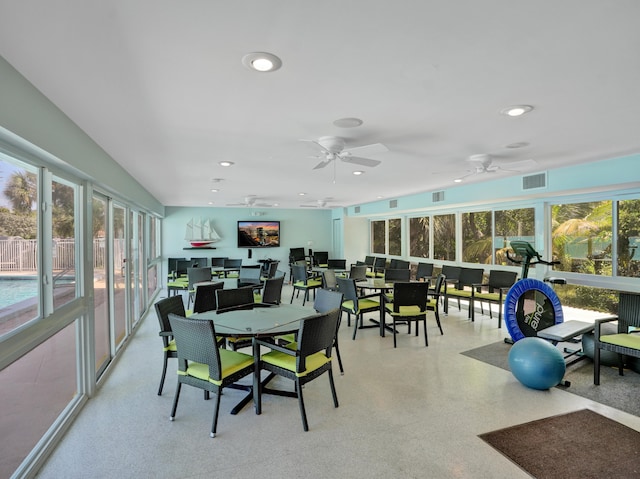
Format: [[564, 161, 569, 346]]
[[185, 218, 221, 247]]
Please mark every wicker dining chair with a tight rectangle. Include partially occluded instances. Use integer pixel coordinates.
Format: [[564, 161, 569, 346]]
[[256, 308, 340, 431], [167, 313, 254, 438], [153, 295, 186, 395]]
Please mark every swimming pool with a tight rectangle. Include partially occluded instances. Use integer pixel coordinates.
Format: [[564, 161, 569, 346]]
[[0, 279, 38, 309], [0, 277, 77, 309]]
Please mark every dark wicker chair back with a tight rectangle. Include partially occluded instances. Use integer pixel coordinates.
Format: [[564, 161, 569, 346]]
[[384, 268, 411, 282], [155, 295, 186, 339], [441, 265, 461, 283], [262, 275, 285, 305], [153, 295, 186, 395], [216, 286, 255, 313], [223, 258, 242, 269], [486, 270, 518, 291], [416, 262, 434, 280], [322, 269, 338, 290], [296, 309, 340, 370], [237, 266, 262, 288], [372, 257, 387, 273], [187, 267, 213, 290], [169, 313, 223, 380], [313, 251, 329, 267], [327, 259, 346, 269], [210, 257, 228, 267], [391, 282, 429, 313], [389, 259, 410, 269], [192, 282, 224, 313], [314, 288, 344, 314], [349, 264, 367, 281]]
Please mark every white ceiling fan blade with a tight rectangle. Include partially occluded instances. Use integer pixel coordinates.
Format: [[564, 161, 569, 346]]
[[344, 142, 388, 157], [300, 138, 333, 155], [497, 159, 538, 171], [313, 159, 331, 169], [340, 155, 382, 167]]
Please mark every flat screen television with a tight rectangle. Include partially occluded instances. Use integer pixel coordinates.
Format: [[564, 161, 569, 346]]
[[237, 220, 280, 248]]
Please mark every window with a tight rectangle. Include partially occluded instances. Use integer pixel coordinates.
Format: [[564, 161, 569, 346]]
[[0, 156, 39, 337], [617, 198, 640, 278], [462, 210, 492, 263], [409, 216, 429, 258], [52, 176, 78, 310], [552, 201, 612, 275], [433, 214, 455, 261], [371, 218, 402, 256], [371, 220, 385, 254], [388, 218, 402, 256], [495, 207, 535, 265]]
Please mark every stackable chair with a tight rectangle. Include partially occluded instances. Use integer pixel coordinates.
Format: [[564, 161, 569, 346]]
[[154, 295, 186, 395], [167, 314, 254, 438], [384, 282, 430, 348], [290, 263, 322, 305], [336, 277, 381, 340], [256, 309, 341, 431]]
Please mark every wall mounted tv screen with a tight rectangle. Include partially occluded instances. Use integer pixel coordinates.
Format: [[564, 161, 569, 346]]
[[237, 221, 280, 248]]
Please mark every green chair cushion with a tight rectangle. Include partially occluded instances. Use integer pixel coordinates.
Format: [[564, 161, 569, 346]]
[[447, 290, 473, 298], [163, 339, 177, 352], [600, 333, 640, 349], [342, 298, 380, 314], [384, 304, 426, 316], [180, 349, 253, 386], [277, 333, 296, 344], [261, 349, 330, 377], [474, 292, 501, 301], [294, 279, 322, 288], [167, 281, 188, 289]]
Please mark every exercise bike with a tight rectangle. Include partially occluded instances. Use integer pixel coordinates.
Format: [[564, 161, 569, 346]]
[[503, 241, 564, 343]]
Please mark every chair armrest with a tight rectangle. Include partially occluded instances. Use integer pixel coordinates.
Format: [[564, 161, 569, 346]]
[[359, 291, 381, 300], [159, 331, 173, 337], [255, 338, 297, 356], [594, 315, 619, 340], [471, 282, 489, 294]]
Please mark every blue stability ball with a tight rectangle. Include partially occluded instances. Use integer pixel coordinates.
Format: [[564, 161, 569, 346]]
[[508, 337, 566, 390]]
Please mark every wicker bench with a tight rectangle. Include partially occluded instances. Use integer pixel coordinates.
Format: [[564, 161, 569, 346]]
[[594, 292, 640, 385]]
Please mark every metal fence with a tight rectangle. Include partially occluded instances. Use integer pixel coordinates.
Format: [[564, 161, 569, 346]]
[[0, 239, 125, 272]]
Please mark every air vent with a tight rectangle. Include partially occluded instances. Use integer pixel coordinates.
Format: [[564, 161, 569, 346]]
[[389, 199, 398, 208], [432, 191, 445, 203], [355, 206, 361, 214], [522, 172, 547, 190]]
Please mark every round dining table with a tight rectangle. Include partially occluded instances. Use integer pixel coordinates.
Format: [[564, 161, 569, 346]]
[[191, 303, 314, 415]]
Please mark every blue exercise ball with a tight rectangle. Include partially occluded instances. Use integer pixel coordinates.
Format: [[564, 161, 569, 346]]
[[508, 337, 566, 390]]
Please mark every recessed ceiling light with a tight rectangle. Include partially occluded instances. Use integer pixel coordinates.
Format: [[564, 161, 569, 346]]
[[210, 189, 219, 193], [219, 161, 234, 167], [501, 105, 534, 117], [333, 117, 363, 128], [298, 192, 306, 196], [454, 178, 463, 183], [208, 201, 214, 205], [353, 171, 364, 175], [242, 52, 282, 72]]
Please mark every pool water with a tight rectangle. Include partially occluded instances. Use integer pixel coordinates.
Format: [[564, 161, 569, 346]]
[[0, 279, 38, 308]]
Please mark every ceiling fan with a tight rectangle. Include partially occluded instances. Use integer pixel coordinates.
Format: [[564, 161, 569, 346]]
[[300, 198, 340, 208], [457, 154, 537, 180], [226, 195, 273, 207], [302, 136, 388, 170]]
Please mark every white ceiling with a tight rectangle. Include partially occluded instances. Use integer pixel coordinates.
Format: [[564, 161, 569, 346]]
[[1, 1, 639, 209]]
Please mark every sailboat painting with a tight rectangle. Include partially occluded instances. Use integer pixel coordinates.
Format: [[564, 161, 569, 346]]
[[185, 218, 221, 247]]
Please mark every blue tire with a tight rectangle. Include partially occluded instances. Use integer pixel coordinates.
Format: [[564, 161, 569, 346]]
[[504, 278, 563, 342]]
